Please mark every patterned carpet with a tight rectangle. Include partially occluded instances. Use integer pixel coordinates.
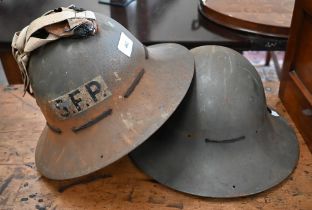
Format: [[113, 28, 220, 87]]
[[243, 51, 284, 82]]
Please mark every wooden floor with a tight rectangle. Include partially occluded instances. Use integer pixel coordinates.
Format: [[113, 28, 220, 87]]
[[0, 82, 311, 210]]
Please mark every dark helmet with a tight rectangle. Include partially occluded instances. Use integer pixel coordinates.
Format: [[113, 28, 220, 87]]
[[130, 45, 299, 197]]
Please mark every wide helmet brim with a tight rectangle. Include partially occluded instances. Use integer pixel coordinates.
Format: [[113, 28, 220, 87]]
[[130, 111, 299, 197], [35, 43, 194, 180]]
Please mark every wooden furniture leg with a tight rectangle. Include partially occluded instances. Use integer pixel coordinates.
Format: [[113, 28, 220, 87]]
[[0, 51, 23, 84], [265, 51, 271, 66], [279, 0, 312, 153], [271, 52, 281, 80]]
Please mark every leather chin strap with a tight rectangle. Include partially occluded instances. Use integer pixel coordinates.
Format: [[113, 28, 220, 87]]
[[11, 5, 98, 95]]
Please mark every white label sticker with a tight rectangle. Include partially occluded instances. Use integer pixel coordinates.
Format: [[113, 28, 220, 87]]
[[271, 110, 279, 117], [118, 32, 133, 57]]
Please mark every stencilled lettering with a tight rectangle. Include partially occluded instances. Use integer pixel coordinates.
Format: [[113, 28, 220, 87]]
[[49, 76, 112, 119]]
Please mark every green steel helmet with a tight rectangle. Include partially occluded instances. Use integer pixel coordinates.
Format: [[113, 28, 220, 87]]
[[130, 45, 299, 197], [13, 8, 194, 180]]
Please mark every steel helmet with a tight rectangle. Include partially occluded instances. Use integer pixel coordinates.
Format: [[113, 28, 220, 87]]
[[12, 7, 194, 180], [130, 45, 299, 197]]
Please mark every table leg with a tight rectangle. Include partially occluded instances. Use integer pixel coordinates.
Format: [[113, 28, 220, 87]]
[[265, 51, 271, 66], [0, 51, 23, 84], [270, 51, 281, 80]]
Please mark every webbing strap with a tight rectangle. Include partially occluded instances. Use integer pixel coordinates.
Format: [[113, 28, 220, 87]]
[[11, 6, 97, 95]]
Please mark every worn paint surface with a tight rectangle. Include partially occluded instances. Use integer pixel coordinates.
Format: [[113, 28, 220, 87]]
[[0, 85, 311, 210], [28, 13, 195, 179], [49, 75, 112, 120]]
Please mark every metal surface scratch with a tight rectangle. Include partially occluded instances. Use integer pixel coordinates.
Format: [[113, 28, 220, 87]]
[[58, 174, 112, 193], [0, 175, 14, 195]]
